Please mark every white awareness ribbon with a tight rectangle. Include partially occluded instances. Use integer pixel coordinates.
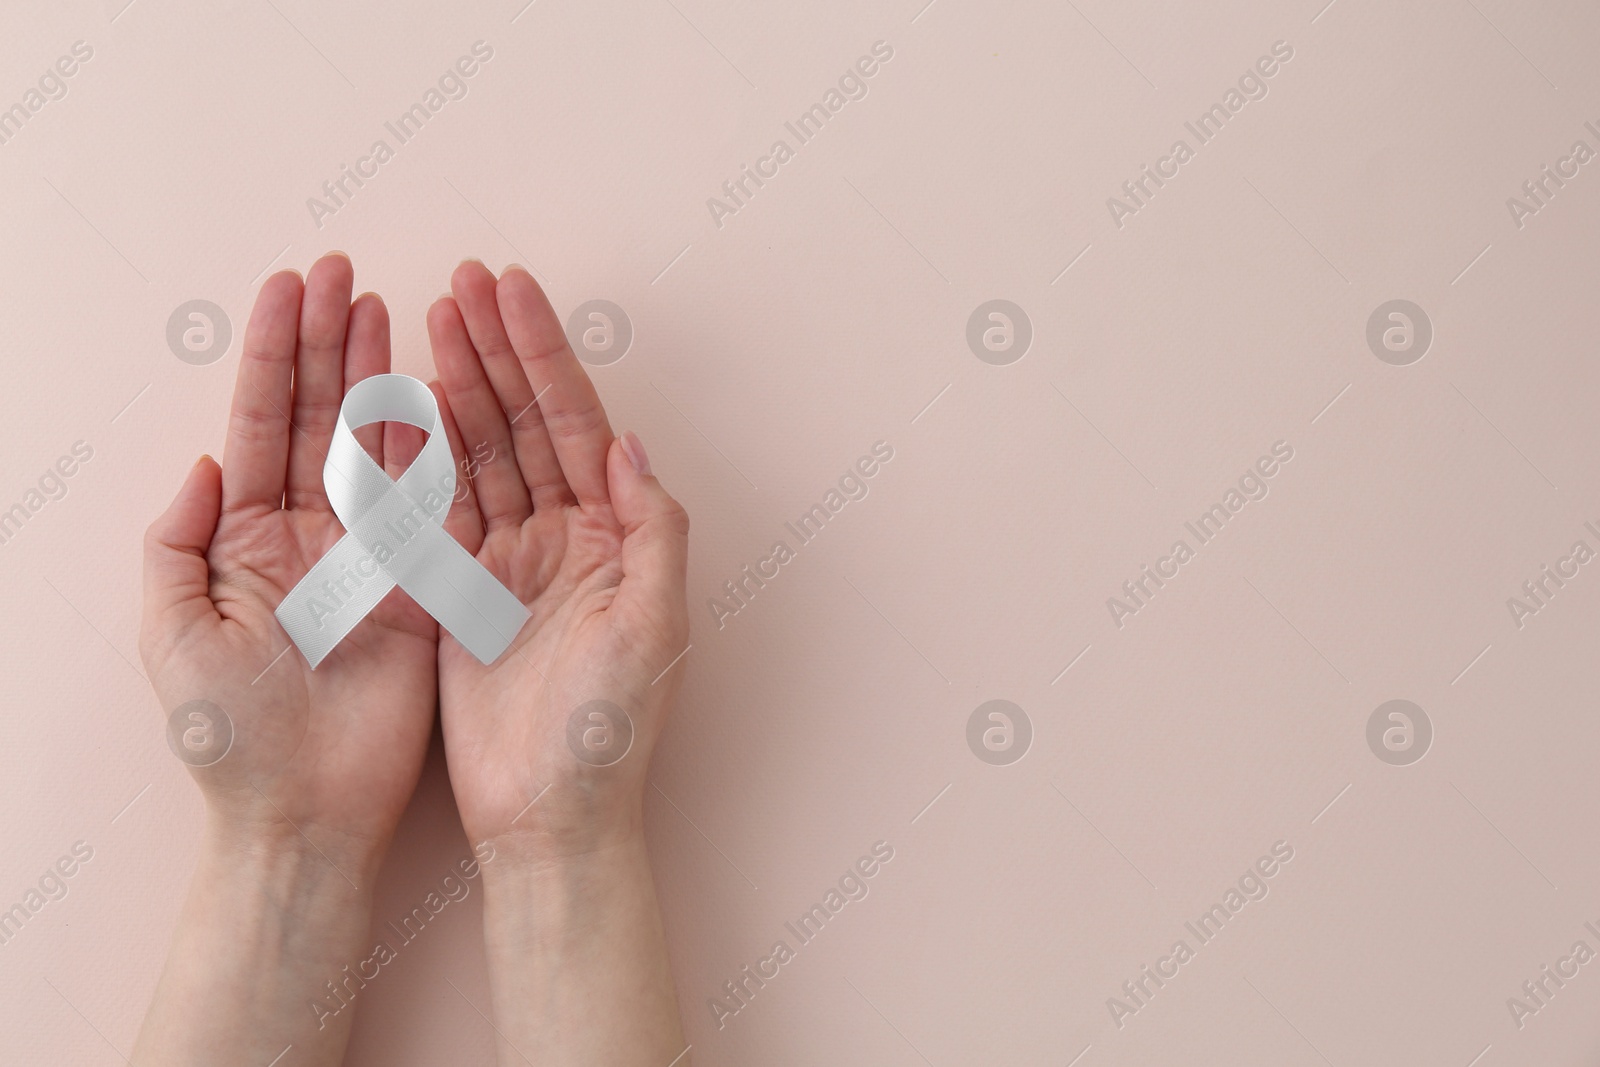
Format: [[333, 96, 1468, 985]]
[[275, 373, 530, 668]]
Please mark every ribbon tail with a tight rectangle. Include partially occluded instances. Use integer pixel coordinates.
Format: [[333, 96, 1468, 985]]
[[392, 533, 531, 664], [275, 533, 399, 669]]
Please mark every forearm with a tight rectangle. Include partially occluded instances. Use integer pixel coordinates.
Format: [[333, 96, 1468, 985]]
[[480, 832, 687, 1066], [134, 814, 382, 1067]]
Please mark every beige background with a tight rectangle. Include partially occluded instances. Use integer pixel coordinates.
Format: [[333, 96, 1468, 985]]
[[3, 0, 1599, 1063]]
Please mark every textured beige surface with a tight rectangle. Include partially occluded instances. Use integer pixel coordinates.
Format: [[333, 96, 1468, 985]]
[[3, 0, 1599, 1063]]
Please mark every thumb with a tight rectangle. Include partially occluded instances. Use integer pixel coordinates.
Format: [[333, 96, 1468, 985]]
[[142, 455, 223, 645], [606, 432, 689, 634]]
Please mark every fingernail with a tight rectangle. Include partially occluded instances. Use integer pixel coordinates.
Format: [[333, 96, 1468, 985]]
[[621, 431, 651, 476], [327, 250, 351, 260], [195, 454, 212, 469]]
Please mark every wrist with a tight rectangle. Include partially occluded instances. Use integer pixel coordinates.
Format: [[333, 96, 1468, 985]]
[[473, 827, 686, 1063], [133, 807, 382, 1067], [476, 782, 647, 873], [481, 817, 646, 881], [199, 808, 386, 902], [478, 831, 656, 952]]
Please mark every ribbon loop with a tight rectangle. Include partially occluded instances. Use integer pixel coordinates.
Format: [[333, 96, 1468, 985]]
[[275, 374, 530, 668]]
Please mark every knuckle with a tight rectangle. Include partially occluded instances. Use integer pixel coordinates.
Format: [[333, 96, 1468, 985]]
[[661, 500, 691, 537], [479, 333, 518, 365], [293, 395, 342, 427], [550, 405, 605, 442], [299, 313, 345, 349], [228, 403, 284, 440]]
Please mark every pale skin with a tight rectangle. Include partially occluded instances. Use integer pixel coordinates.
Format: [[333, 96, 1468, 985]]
[[135, 253, 691, 1066]]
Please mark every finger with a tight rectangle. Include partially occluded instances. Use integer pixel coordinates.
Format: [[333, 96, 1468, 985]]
[[450, 261, 570, 511], [428, 379, 485, 556], [345, 292, 391, 465], [497, 267, 615, 509], [606, 432, 689, 637], [383, 410, 427, 480], [285, 253, 355, 510], [221, 270, 302, 512], [427, 295, 532, 531], [142, 455, 223, 654]]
